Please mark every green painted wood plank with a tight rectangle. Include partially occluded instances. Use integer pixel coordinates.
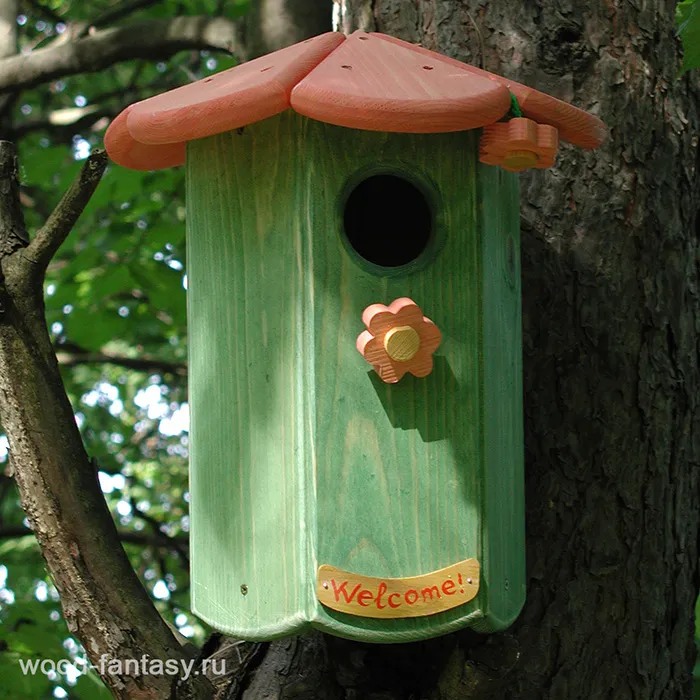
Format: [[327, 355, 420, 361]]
[[186, 116, 310, 638], [475, 164, 525, 632], [303, 118, 484, 641]]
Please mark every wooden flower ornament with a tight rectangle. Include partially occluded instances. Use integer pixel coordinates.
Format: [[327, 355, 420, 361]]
[[479, 117, 559, 172], [356, 298, 441, 384]]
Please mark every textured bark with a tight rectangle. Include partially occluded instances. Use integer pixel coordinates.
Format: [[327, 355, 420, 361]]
[[228, 1, 700, 699], [242, 0, 332, 58]]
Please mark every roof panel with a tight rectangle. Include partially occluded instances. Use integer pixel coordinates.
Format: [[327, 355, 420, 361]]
[[125, 32, 345, 146], [104, 31, 604, 171], [371, 33, 606, 148], [104, 105, 185, 170], [290, 32, 511, 133]]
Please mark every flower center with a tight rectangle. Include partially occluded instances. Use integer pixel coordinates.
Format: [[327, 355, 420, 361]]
[[384, 326, 420, 362], [503, 149, 538, 171]]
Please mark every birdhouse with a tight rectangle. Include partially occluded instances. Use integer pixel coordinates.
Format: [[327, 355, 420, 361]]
[[105, 31, 604, 643]]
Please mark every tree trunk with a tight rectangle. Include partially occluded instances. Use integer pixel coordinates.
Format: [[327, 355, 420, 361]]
[[232, 1, 700, 698], [242, 0, 333, 58]]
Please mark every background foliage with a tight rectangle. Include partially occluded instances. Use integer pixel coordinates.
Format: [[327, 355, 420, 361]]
[[679, 0, 700, 72], [0, 1, 245, 697]]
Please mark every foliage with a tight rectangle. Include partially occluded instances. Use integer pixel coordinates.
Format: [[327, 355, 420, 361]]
[[0, 0, 247, 697], [678, 0, 700, 72]]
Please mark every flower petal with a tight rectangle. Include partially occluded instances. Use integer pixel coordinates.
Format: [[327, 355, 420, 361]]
[[362, 302, 391, 329], [356, 329, 375, 355], [417, 317, 442, 353], [361, 335, 388, 366], [408, 351, 435, 378], [378, 362, 405, 383], [392, 303, 425, 328]]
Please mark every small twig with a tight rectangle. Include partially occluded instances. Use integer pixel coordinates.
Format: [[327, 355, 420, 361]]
[[11, 108, 115, 140], [79, 0, 162, 37], [26, 150, 107, 274], [130, 498, 190, 565], [56, 350, 187, 377], [24, 0, 64, 25], [0, 524, 189, 549]]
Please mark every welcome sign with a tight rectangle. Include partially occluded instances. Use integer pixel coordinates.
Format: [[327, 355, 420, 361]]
[[317, 559, 480, 619]]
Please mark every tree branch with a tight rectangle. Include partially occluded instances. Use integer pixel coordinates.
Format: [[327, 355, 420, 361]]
[[0, 142, 212, 699], [11, 106, 115, 140], [0, 524, 190, 549], [26, 150, 107, 274], [0, 16, 246, 92], [130, 497, 189, 566], [0, 0, 17, 59], [56, 349, 188, 377], [0, 141, 28, 258]]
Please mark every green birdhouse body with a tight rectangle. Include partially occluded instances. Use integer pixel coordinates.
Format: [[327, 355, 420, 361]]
[[185, 112, 524, 642], [105, 29, 604, 644]]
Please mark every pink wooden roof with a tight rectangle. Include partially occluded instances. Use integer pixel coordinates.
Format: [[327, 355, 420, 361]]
[[105, 31, 605, 170]]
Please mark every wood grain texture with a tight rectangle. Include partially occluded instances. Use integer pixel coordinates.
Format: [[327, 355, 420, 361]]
[[103, 105, 185, 170], [126, 31, 344, 145], [290, 31, 511, 133], [370, 32, 606, 149], [473, 163, 525, 632], [384, 326, 421, 361], [316, 559, 480, 618], [186, 111, 524, 642], [186, 115, 310, 641]]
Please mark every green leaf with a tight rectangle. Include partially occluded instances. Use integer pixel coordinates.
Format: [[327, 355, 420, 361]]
[[2, 601, 69, 658], [0, 654, 52, 700], [72, 668, 113, 699], [0, 535, 38, 558], [678, 0, 700, 72]]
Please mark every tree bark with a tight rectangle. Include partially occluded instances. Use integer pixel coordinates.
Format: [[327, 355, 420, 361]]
[[230, 1, 700, 698], [242, 0, 332, 58]]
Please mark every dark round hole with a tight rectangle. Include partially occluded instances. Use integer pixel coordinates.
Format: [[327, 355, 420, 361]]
[[343, 174, 432, 268]]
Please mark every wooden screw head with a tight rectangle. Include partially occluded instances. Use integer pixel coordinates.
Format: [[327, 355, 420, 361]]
[[384, 325, 421, 362]]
